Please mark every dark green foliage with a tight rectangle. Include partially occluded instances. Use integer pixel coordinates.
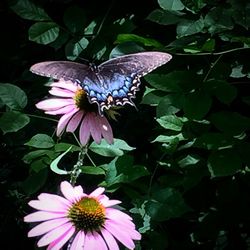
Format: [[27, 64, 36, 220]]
[[1, 0, 250, 249]]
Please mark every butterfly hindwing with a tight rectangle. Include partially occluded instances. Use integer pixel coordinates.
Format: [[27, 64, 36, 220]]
[[30, 52, 172, 114]]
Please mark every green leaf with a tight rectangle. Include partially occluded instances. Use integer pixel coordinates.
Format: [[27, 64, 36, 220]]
[[230, 65, 246, 78], [147, 9, 184, 25], [21, 168, 48, 195], [29, 22, 60, 45], [0, 83, 27, 109], [145, 71, 201, 93], [25, 134, 54, 148], [194, 132, 234, 150], [89, 139, 135, 157], [50, 147, 72, 175], [80, 166, 105, 175], [54, 143, 80, 152], [184, 88, 212, 120], [146, 187, 191, 221], [201, 38, 215, 52], [177, 18, 205, 37], [10, 0, 51, 21], [0, 111, 30, 133], [158, 0, 185, 11], [116, 34, 162, 48], [210, 111, 250, 135], [65, 37, 89, 60], [204, 7, 234, 35], [178, 155, 200, 168], [142, 88, 165, 106], [156, 115, 184, 131], [30, 158, 48, 172], [152, 134, 184, 143], [63, 6, 86, 33], [208, 149, 242, 177], [22, 149, 53, 164]]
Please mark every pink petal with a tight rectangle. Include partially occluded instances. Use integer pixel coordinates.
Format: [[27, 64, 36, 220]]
[[38, 193, 71, 207], [70, 231, 85, 250], [99, 196, 121, 207], [24, 211, 66, 222], [28, 194, 69, 213], [47, 226, 75, 250], [108, 219, 141, 240], [89, 113, 102, 144], [98, 115, 113, 144], [45, 105, 75, 115], [51, 81, 79, 92], [57, 108, 79, 136], [36, 99, 74, 111], [89, 187, 105, 197], [104, 220, 135, 249], [101, 228, 119, 250], [83, 232, 107, 250], [106, 208, 133, 221], [49, 87, 75, 97], [79, 114, 91, 145], [28, 218, 69, 237], [60, 181, 84, 202], [66, 111, 84, 133], [37, 222, 73, 247]]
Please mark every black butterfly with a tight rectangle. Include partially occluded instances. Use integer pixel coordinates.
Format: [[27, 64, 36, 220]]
[[30, 51, 172, 114]]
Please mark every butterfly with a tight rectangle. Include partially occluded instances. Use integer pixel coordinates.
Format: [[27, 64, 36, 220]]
[[30, 51, 172, 114]]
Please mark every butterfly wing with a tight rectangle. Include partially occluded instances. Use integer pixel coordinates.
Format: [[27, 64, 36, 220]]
[[30, 52, 172, 114], [90, 52, 172, 112], [30, 61, 96, 84]]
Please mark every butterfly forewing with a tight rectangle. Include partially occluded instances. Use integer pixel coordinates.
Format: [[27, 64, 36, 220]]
[[30, 61, 93, 84]]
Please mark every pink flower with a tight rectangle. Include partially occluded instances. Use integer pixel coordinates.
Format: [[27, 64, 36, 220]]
[[24, 181, 141, 250], [36, 80, 113, 145]]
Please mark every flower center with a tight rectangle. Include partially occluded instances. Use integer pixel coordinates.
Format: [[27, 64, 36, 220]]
[[74, 89, 96, 112], [68, 197, 106, 232]]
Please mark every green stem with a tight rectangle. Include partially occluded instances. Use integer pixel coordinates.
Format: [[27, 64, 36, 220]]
[[203, 54, 223, 82], [172, 47, 249, 56]]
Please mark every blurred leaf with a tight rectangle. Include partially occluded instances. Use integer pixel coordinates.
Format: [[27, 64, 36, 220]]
[[182, 0, 206, 13], [54, 143, 80, 152], [10, 0, 51, 21], [208, 149, 242, 177], [30, 158, 48, 172], [90, 139, 135, 157], [210, 111, 250, 135], [50, 147, 72, 175], [158, 0, 185, 11], [29, 22, 60, 45], [116, 34, 162, 48], [177, 18, 205, 37], [142, 88, 165, 106], [156, 115, 184, 131], [0, 111, 30, 133], [22, 149, 53, 164], [146, 187, 191, 221], [145, 71, 201, 92], [204, 7, 234, 34], [0, 83, 27, 109], [230, 65, 246, 78], [25, 134, 54, 148], [63, 6, 86, 33], [201, 38, 215, 52], [194, 132, 234, 150], [65, 37, 89, 60], [184, 88, 212, 120], [178, 154, 200, 167], [152, 134, 184, 143], [147, 9, 184, 25], [80, 166, 105, 175], [109, 42, 144, 58], [84, 20, 97, 35], [21, 168, 48, 195]]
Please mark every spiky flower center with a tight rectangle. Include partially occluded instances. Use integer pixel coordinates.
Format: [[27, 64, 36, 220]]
[[74, 89, 95, 111], [68, 197, 106, 232]]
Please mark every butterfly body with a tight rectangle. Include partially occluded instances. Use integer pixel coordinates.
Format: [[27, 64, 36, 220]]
[[30, 51, 172, 114]]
